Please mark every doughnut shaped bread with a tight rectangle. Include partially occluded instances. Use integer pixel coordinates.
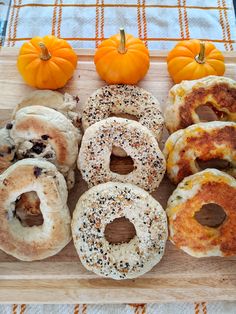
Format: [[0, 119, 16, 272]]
[[72, 182, 168, 279], [164, 121, 236, 184], [165, 76, 236, 133], [78, 117, 166, 192], [10, 105, 81, 187], [166, 169, 236, 257], [82, 85, 164, 144], [0, 159, 71, 261], [13, 90, 81, 128]]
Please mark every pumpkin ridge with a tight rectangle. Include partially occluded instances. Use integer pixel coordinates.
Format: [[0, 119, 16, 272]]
[[49, 60, 69, 78], [95, 49, 117, 63], [51, 56, 77, 71], [172, 61, 197, 81], [94, 49, 116, 62], [47, 62, 67, 89]]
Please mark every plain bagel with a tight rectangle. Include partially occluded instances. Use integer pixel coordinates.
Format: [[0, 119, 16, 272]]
[[72, 182, 168, 279], [82, 85, 164, 156], [0, 159, 71, 261], [78, 117, 166, 192], [166, 169, 236, 257]]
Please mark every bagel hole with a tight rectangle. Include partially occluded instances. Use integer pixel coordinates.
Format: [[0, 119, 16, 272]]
[[15, 191, 43, 227], [195, 104, 227, 121], [110, 149, 134, 174], [104, 217, 136, 244], [196, 158, 231, 171], [109, 112, 138, 121], [194, 203, 226, 228]]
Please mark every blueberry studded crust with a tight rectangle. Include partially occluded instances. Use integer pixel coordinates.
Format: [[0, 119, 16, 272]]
[[72, 182, 168, 280], [82, 84, 164, 141], [78, 117, 166, 192]]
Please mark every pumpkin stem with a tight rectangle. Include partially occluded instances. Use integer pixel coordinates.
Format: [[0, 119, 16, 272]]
[[118, 28, 127, 54], [39, 42, 51, 61], [195, 41, 205, 64]]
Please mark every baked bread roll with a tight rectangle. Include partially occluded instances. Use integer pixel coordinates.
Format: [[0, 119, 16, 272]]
[[78, 117, 166, 192], [164, 121, 236, 184], [0, 159, 71, 261], [10, 105, 81, 188], [13, 90, 81, 128], [166, 169, 236, 257], [72, 182, 168, 279], [165, 76, 236, 133], [82, 84, 164, 157]]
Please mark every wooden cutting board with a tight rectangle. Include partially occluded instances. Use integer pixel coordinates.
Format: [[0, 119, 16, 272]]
[[0, 47, 235, 303]]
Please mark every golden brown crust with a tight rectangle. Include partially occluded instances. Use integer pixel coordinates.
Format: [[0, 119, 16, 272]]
[[165, 76, 236, 133], [164, 122, 236, 184], [166, 169, 236, 257], [0, 159, 71, 261], [179, 83, 236, 129]]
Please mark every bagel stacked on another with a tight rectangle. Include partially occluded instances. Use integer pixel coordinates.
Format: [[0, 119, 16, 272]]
[[164, 76, 236, 258], [0, 91, 82, 188], [78, 117, 166, 192], [0, 91, 81, 261], [79, 85, 166, 192], [72, 85, 168, 279]]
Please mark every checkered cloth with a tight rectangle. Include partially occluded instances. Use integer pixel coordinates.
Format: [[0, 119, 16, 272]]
[[1, 0, 236, 50], [1, 302, 236, 314], [0, 1, 236, 313]]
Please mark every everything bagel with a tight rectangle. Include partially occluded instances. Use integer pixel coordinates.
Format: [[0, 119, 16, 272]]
[[82, 85, 164, 156], [78, 117, 166, 192], [164, 121, 236, 184], [0, 159, 71, 261], [166, 169, 236, 257], [72, 182, 168, 279], [165, 76, 236, 133]]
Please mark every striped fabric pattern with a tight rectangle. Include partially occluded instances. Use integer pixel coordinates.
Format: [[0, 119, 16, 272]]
[[1, 0, 236, 50], [0, 1, 236, 313], [1, 302, 236, 314]]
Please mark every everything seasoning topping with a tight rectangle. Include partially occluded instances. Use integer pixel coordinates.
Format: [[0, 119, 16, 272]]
[[82, 85, 164, 141], [73, 183, 168, 279], [79, 118, 166, 192]]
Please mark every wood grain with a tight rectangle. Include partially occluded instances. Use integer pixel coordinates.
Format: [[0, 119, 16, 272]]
[[0, 48, 236, 303]]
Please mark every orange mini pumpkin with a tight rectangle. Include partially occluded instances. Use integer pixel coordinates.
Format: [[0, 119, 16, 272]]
[[17, 35, 78, 90], [94, 28, 150, 84], [167, 40, 225, 83]]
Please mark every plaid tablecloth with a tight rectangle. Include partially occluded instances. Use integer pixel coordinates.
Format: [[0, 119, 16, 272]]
[[0, 0, 236, 50], [0, 1, 236, 313]]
